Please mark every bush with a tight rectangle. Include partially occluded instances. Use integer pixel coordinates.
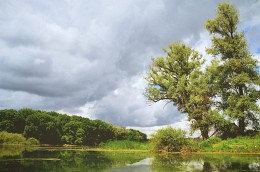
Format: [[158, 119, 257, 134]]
[[184, 139, 199, 152], [26, 137, 40, 145], [150, 127, 188, 152], [0, 131, 26, 144]]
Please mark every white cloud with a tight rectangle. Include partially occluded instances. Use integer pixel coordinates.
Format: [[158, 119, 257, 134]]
[[79, 74, 183, 127]]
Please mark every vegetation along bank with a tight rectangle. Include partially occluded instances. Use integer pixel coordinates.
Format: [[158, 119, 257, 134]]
[[0, 108, 147, 146]]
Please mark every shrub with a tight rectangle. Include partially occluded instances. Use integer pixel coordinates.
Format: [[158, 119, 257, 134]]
[[26, 137, 40, 145], [150, 127, 188, 152], [184, 139, 199, 152], [0, 131, 26, 144]]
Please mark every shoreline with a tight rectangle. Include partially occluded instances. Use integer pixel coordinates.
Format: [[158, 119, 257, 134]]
[[2, 144, 260, 154]]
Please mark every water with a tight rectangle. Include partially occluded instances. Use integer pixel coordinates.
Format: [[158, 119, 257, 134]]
[[0, 145, 259, 172]]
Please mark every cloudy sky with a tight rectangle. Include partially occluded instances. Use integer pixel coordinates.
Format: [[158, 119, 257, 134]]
[[0, 0, 259, 135]]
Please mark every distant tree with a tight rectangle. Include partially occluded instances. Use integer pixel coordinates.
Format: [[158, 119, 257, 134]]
[[205, 2, 260, 135], [61, 121, 82, 144], [75, 128, 85, 145], [0, 109, 25, 133], [18, 108, 35, 119], [112, 126, 147, 142], [91, 120, 115, 145], [113, 126, 128, 140], [125, 129, 147, 142], [24, 111, 60, 144]]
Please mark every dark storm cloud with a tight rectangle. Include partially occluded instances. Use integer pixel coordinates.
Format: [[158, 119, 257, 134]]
[[0, 0, 259, 127]]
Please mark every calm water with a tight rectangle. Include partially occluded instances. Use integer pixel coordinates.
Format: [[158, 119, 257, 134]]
[[0, 145, 259, 172]]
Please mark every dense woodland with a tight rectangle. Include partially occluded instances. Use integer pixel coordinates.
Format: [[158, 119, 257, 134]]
[[0, 108, 147, 145]]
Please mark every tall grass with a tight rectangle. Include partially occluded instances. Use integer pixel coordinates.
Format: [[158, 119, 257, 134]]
[[199, 136, 260, 152], [100, 140, 149, 150]]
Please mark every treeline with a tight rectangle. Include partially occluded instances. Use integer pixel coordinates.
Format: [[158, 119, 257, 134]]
[[0, 108, 147, 145]]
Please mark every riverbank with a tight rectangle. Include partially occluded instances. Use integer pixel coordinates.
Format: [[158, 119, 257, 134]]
[[1, 145, 260, 155], [1, 132, 260, 154], [198, 136, 260, 153]]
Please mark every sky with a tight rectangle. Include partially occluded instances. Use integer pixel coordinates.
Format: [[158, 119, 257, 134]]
[[0, 0, 260, 136]]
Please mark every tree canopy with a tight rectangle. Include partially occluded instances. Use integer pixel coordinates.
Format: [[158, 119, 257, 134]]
[[205, 2, 260, 135], [145, 2, 259, 139], [0, 108, 147, 145]]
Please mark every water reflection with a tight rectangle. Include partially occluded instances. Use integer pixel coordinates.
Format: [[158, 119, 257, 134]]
[[0, 146, 147, 172], [106, 158, 153, 172], [0, 145, 259, 172], [151, 154, 260, 172]]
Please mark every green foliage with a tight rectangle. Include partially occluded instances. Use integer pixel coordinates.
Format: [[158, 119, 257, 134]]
[[0, 108, 147, 146], [145, 42, 216, 139], [183, 139, 199, 152], [89, 120, 115, 146], [207, 137, 222, 144], [198, 136, 260, 152], [150, 127, 188, 152], [145, 2, 259, 140], [0, 109, 25, 133], [112, 126, 147, 142], [199, 137, 222, 151], [206, 2, 260, 135], [0, 131, 26, 144], [25, 137, 40, 145], [23, 111, 60, 144], [101, 140, 148, 150], [145, 43, 204, 112], [0, 131, 39, 145], [61, 121, 83, 144]]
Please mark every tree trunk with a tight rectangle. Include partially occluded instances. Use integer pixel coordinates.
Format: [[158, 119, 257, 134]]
[[201, 127, 209, 140], [238, 85, 245, 136], [238, 117, 245, 136]]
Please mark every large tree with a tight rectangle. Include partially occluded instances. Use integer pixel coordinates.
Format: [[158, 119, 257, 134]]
[[187, 67, 218, 139], [145, 43, 214, 139], [205, 3, 260, 135]]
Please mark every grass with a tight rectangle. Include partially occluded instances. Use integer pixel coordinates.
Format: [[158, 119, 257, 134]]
[[94, 136, 260, 153], [100, 140, 149, 151], [199, 136, 260, 153]]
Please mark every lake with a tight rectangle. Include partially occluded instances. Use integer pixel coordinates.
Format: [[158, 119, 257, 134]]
[[0, 145, 259, 172]]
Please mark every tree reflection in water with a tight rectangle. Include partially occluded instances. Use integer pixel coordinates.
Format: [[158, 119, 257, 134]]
[[0, 146, 259, 172], [151, 154, 260, 172]]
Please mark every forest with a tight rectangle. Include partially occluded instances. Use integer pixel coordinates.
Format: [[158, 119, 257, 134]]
[[0, 108, 147, 145]]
